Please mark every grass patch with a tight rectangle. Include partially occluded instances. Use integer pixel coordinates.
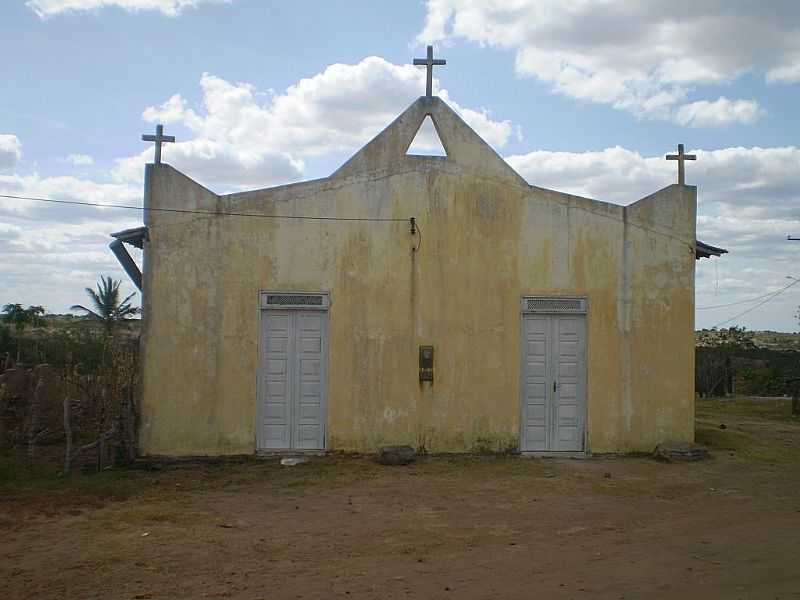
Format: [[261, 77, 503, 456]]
[[16, 471, 141, 499], [0, 460, 150, 524], [697, 396, 798, 422], [696, 396, 800, 465], [2, 396, 796, 520], [62, 469, 145, 501], [0, 459, 20, 485], [695, 426, 752, 452]]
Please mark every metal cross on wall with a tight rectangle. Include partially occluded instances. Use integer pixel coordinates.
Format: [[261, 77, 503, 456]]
[[666, 143, 696, 186], [142, 124, 175, 165], [413, 45, 446, 98]]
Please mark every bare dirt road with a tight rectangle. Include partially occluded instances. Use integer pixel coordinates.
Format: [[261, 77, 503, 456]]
[[2, 398, 799, 600]]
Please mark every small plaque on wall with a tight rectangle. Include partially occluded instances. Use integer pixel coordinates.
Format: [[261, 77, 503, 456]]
[[419, 345, 434, 382]]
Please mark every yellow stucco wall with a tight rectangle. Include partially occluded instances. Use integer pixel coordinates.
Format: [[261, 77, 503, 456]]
[[138, 97, 696, 456]]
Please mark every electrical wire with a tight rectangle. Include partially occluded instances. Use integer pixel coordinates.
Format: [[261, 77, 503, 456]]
[[710, 278, 800, 328], [697, 278, 800, 310], [9, 193, 787, 321], [1, 193, 711, 255], [413, 221, 422, 252], [0, 193, 410, 223]]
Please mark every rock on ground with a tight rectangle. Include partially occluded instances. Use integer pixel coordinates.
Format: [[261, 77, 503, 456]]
[[377, 445, 416, 466], [653, 441, 710, 462]]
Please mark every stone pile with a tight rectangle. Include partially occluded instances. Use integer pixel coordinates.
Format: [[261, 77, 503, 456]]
[[653, 441, 710, 462]]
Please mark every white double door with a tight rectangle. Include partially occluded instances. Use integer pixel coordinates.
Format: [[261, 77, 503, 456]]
[[260, 310, 327, 450], [521, 314, 586, 452]]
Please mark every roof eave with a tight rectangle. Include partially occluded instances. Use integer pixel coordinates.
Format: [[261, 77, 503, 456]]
[[696, 240, 728, 260]]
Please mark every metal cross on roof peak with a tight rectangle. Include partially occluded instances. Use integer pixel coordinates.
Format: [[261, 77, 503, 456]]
[[666, 143, 696, 186], [142, 124, 175, 165], [413, 45, 446, 98]]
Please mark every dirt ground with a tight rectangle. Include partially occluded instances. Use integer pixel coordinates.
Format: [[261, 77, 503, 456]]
[[1, 397, 799, 600]]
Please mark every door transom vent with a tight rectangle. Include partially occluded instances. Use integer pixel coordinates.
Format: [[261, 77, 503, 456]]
[[261, 293, 330, 310], [522, 297, 587, 314]]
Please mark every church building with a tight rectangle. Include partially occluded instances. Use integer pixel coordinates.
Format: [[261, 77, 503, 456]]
[[112, 50, 725, 456]]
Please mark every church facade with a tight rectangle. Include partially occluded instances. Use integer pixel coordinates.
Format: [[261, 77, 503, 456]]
[[121, 94, 722, 457]]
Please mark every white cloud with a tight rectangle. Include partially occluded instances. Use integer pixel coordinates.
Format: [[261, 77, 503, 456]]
[[506, 144, 800, 329], [4, 47, 798, 329], [675, 98, 764, 128], [64, 153, 95, 166], [0, 57, 516, 312], [113, 142, 305, 191], [26, 0, 229, 18], [4, 140, 800, 329], [116, 57, 514, 190], [0, 56, 518, 313], [507, 145, 800, 212], [767, 63, 800, 84], [0, 173, 139, 219], [507, 146, 666, 204], [142, 94, 189, 124], [0, 172, 143, 313], [446, 98, 512, 149], [418, 0, 800, 125], [0, 135, 22, 171], [7, 143, 799, 329]]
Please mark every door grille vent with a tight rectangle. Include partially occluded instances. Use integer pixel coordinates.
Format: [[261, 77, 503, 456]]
[[262, 293, 329, 310], [522, 297, 586, 314]]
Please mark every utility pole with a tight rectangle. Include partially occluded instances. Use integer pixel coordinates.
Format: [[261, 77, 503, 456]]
[[787, 245, 800, 414]]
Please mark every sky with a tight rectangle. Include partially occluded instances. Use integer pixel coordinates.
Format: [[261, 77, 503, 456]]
[[2, 0, 800, 331]]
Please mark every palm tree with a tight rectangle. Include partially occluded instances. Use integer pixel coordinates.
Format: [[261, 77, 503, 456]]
[[2, 303, 46, 362], [71, 276, 139, 333]]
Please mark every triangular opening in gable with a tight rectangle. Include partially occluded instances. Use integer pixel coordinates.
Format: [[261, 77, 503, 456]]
[[406, 115, 447, 157]]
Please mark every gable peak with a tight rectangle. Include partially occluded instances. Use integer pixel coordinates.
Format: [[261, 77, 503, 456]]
[[333, 96, 527, 186]]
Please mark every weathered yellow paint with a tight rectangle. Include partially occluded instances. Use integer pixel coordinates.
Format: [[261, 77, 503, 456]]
[[138, 97, 696, 456]]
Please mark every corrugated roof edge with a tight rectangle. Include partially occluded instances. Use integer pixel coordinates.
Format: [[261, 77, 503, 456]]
[[696, 240, 728, 260]]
